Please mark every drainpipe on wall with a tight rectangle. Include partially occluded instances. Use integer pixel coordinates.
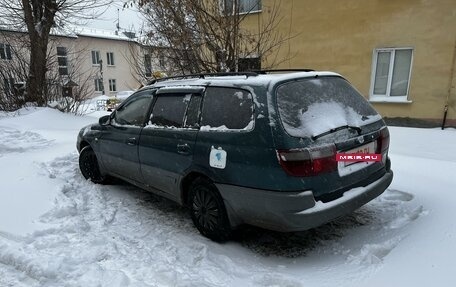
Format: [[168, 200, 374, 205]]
[[442, 37, 456, 130]]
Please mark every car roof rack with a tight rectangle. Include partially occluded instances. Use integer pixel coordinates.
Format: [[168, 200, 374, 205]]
[[253, 69, 315, 74], [148, 71, 258, 85]]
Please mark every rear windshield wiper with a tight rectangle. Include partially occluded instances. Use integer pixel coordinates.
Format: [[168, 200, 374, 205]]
[[311, 125, 362, 141]]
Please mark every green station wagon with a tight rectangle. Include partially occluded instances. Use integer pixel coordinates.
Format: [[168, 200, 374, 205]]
[[77, 70, 393, 241]]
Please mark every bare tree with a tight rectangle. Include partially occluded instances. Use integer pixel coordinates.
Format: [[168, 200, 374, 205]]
[[123, 32, 172, 85], [131, 0, 293, 74], [0, 0, 111, 106]]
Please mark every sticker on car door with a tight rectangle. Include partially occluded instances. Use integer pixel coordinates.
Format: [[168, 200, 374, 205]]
[[210, 146, 227, 169]]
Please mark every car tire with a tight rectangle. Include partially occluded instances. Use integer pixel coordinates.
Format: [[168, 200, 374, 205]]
[[79, 146, 106, 184], [189, 178, 232, 242]]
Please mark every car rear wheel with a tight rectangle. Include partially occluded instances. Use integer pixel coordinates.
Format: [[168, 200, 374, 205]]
[[189, 178, 232, 242], [79, 146, 106, 184]]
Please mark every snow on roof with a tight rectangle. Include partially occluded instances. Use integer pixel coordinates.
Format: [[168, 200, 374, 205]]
[[0, 25, 28, 35], [74, 26, 136, 42], [0, 24, 138, 42]]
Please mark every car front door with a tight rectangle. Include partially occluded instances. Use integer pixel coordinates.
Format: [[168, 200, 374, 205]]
[[139, 87, 203, 199], [98, 90, 154, 183]]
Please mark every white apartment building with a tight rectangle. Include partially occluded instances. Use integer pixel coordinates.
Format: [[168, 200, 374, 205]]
[[0, 26, 168, 102]]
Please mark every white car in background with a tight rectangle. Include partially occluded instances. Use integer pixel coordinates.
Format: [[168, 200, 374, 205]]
[[106, 91, 135, 111]]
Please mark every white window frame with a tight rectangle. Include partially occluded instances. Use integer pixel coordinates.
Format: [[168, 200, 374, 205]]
[[219, 0, 262, 15], [107, 52, 115, 66], [91, 50, 101, 66], [108, 79, 117, 92], [94, 78, 103, 92], [369, 47, 414, 103], [57, 46, 68, 76]]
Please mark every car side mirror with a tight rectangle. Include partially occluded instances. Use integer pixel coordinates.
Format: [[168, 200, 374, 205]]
[[99, 115, 111, 126]]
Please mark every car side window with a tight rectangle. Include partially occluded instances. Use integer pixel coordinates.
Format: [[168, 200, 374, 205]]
[[201, 87, 254, 130], [184, 94, 202, 128], [113, 91, 154, 126], [149, 93, 192, 128]]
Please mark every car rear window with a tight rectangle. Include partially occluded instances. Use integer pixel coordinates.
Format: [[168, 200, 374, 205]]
[[276, 76, 381, 138]]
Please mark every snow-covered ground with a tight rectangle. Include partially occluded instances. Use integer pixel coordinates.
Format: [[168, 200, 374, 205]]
[[0, 108, 455, 287]]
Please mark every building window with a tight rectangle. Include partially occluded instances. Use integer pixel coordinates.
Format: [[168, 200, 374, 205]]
[[238, 57, 261, 71], [109, 79, 117, 92], [107, 52, 115, 66], [221, 0, 262, 15], [144, 54, 152, 77], [0, 43, 12, 60], [57, 47, 68, 76], [94, 78, 103, 92], [159, 54, 165, 67], [2, 77, 15, 95], [91, 50, 101, 65], [370, 48, 413, 102]]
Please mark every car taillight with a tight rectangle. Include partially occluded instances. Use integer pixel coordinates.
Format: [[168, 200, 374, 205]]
[[377, 128, 390, 165], [277, 144, 337, 177], [377, 128, 390, 153]]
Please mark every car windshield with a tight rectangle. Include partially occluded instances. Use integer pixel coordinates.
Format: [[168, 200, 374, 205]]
[[276, 76, 381, 138]]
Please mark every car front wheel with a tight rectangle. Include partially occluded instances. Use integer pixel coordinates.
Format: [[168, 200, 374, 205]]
[[189, 178, 232, 242], [79, 146, 106, 184]]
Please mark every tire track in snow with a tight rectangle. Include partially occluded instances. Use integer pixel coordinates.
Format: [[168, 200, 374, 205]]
[[0, 126, 54, 157], [234, 188, 423, 259], [344, 188, 426, 267], [382, 189, 414, 201], [1, 153, 262, 286], [0, 153, 427, 286]]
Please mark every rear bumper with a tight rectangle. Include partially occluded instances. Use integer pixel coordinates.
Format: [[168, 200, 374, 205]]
[[216, 170, 393, 232]]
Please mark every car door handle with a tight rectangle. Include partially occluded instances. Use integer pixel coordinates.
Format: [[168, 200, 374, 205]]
[[177, 143, 190, 154], [125, 137, 137, 146]]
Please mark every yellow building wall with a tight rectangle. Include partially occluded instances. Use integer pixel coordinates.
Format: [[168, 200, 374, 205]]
[[243, 0, 456, 122]]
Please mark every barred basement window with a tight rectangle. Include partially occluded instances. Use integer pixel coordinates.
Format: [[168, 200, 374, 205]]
[[238, 57, 261, 71]]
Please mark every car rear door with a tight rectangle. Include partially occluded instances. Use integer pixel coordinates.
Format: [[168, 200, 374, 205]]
[[138, 87, 204, 199], [191, 86, 275, 188], [98, 90, 154, 183]]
